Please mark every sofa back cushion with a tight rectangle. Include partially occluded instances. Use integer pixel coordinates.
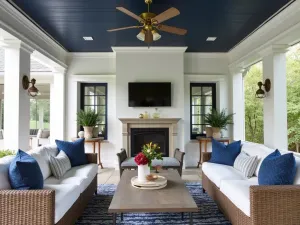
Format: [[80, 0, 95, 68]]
[[210, 139, 241, 166], [258, 150, 296, 185], [241, 141, 274, 176], [0, 155, 15, 190]]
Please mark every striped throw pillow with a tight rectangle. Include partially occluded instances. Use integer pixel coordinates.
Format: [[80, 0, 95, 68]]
[[234, 152, 259, 178], [49, 151, 71, 179]]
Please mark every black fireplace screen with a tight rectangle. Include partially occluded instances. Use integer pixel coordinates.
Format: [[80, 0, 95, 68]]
[[130, 128, 169, 157]]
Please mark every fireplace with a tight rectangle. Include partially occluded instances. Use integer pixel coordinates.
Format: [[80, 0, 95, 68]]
[[130, 128, 169, 157]]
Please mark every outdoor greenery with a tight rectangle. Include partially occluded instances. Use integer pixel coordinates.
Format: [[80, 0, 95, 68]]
[[204, 108, 234, 129], [77, 108, 100, 127], [0, 150, 15, 158], [244, 44, 300, 151], [30, 99, 50, 129]]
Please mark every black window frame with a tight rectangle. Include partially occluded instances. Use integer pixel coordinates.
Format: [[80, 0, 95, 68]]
[[80, 83, 108, 140], [190, 83, 216, 140]]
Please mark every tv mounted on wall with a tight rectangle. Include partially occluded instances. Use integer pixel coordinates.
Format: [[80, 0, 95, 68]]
[[128, 82, 171, 107]]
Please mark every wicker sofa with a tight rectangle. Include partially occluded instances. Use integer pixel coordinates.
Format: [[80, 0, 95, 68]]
[[202, 141, 300, 225], [0, 145, 98, 225]]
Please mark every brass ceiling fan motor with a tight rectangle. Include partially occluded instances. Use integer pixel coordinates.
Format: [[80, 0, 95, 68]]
[[107, 0, 187, 44]]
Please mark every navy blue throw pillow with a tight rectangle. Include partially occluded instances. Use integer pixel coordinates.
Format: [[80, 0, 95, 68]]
[[258, 150, 296, 185], [9, 150, 44, 190], [55, 138, 87, 167], [210, 139, 241, 166]]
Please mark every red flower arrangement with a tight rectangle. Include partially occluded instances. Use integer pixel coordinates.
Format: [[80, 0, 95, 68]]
[[134, 152, 149, 165]]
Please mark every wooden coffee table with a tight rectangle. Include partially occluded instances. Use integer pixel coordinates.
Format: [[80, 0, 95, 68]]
[[108, 170, 198, 224]]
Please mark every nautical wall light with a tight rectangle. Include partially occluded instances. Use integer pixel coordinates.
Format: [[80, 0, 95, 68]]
[[256, 79, 271, 99], [22, 75, 39, 97]]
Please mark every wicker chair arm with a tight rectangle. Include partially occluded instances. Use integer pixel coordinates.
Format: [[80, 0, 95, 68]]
[[250, 185, 300, 225], [202, 152, 212, 163], [0, 189, 55, 225], [86, 153, 97, 164]]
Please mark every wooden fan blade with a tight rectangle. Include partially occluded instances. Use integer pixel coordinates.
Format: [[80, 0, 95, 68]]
[[158, 24, 187, 35], [145, 30, 153, 43], [116, 7, 143, 22], [152, 7, 180, 24], [107, 26, 142, 32]]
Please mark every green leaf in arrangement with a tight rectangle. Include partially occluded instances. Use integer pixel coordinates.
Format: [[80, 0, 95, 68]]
[[76, 108, 101, 127], [204, 108, 234, 130]]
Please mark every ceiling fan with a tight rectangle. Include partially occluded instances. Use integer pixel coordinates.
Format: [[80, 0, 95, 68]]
[[107, 0, 187, 43]]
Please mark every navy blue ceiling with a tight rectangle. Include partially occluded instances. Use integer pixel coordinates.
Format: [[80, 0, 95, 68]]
[[9, 0, 293, 52]]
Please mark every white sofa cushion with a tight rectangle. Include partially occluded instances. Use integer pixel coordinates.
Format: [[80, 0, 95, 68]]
[[28, 147, 52, 180], [202, 162, 245, 188], [293, 155, 300, 185], [44, 163, 98, 193], [220, 179, 258, 217], [44, 184, 81, 223], [0, 155, 15, 190]]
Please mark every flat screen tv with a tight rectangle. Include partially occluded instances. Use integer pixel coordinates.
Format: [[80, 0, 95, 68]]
[[128, 82, 171, 107]]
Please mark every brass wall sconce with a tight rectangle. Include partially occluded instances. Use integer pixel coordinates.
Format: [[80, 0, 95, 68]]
[[256, 79, 271, 99], [22, 75, 39, 97]]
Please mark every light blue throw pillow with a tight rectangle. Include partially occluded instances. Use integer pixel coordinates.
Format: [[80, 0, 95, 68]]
[[210, 139, 241, 166], [9, 150, 44, 190], [55, 138, 87, 167], [258, 149, 296, 185]]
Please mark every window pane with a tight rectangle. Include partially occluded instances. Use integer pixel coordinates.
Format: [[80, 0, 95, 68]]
[[191, 96, 202, 105], [84, 86, 94, 95], [192, 115, 203, 124], [192, 106, 202, 115], [192, 125, 203, 135], [191, 87, 201, 95], [84, 106, 95, 111], [84, 96, 94, 105], [98, 125, 106, 136], [202, 87, 212, 95], [98, 116, 106, 124], [95, 86, 106, 95], [96, 106, 106, 115], [95, 96, 106, 105], [202, 96, 212, 105], [204, 106, 213, 114]]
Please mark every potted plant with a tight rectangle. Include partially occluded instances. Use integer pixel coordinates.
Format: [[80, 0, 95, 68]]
[[134, 142, 163, 182], [204, 109, 234, 138], [76, 108, 100, 139]]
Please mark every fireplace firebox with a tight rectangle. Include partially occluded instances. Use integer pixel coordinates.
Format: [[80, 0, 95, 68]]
[[130, 128, 169, 157]]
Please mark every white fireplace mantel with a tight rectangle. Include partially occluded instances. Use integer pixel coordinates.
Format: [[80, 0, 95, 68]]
[[119, 118, 181, 157]]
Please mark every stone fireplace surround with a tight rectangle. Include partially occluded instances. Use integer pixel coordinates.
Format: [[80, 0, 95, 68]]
[[119, 118, 181, 157]]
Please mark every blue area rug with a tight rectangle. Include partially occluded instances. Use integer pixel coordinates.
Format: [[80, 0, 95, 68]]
[[75, 183, 231, 225]]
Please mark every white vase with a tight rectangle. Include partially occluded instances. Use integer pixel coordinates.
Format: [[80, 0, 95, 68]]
[[83, 126, 94, 139], [138, 165, 150, 182], [78, 131, 84, 138]]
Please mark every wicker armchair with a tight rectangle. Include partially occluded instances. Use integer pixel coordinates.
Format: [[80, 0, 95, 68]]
[[201, 152, 300, 225], [0, 153, 98, 225]]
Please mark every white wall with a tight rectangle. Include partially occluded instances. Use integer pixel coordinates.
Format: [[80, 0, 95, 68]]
[[66, 48, 230, 168]]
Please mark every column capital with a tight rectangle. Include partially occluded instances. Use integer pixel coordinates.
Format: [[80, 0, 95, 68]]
[[259, 44, 289, 57], [229, 66, 245, 75], [52, 66, 66, 75], [1, 39, 34, 54]]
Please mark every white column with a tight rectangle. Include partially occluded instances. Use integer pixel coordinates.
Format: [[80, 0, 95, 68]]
[[50, 68, 66, 143], [230, 67, 245, 141], [38, 105, 44, 129], [0, 99, 3, 129], [3, 40, 33, 151], [261, 45, 288, 150]]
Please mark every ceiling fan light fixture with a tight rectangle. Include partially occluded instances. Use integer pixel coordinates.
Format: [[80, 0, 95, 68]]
[[137, 30, 145, 41], [152, 30, 161, 41]]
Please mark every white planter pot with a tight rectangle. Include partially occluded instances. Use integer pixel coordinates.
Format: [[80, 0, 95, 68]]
[[138, 165, 150, 182], [83, 126, 94, 139]]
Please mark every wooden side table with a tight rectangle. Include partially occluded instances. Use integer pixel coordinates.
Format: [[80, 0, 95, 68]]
[[196, 137, 230, 168], [72, 137, 104, 169]]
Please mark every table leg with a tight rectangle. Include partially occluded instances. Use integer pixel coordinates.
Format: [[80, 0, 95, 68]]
[[93, 142, 95, 154], [181, 212, 184, 220], [197, 141, 201, 168], [189, 213, 193, 225], [204, 140, 207, 152], [112, 213, 116, 225], [98, 141, 103, 169]]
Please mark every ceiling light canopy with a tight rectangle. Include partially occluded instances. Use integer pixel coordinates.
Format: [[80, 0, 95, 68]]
[[83, 36, 93, 41], [206, 37, 217, 41]]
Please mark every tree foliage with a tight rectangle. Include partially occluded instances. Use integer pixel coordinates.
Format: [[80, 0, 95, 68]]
[[244, 44, 300, 151]]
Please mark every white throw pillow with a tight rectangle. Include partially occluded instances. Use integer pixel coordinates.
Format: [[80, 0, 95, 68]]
[[234, 151, 259, 178], [49, 151, 71, 179]]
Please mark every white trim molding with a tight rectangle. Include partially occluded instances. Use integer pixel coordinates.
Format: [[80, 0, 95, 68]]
[[112, 46, 188, 53]]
